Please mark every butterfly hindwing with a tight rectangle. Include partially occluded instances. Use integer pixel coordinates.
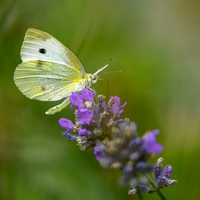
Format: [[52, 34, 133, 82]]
[[14, 60, 84, 101]]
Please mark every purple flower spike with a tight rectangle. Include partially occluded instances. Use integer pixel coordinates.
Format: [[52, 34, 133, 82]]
[[69, 92, 84, 109], [58, 88, 177, 195], [81, 89, 95, 102], [77, 108, 94, 125], [59, 118, 74, 135], [143, 130, 163, 155], [154, 158, 177, 188]]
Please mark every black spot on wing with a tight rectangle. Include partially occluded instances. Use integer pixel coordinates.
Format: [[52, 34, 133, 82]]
[[39, 48, 46, 54]]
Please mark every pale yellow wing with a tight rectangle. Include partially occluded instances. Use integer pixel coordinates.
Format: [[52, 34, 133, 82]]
[[14, 60, 83, 101], [21, 28, 85, 73]]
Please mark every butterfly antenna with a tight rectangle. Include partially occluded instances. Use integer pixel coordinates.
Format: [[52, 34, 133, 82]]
[[94, 58, 112, 75], [94, 64, 109, 75], [103, 70, 121, 74]]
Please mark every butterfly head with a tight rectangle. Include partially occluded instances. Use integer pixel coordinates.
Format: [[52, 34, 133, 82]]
[[90, 73, 99, 84]]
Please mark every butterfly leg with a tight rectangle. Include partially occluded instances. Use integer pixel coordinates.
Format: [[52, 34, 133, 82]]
[[45, 98, 70, 115]]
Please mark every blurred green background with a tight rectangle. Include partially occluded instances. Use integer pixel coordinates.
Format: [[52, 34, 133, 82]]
[[1, 0, 200, 199]]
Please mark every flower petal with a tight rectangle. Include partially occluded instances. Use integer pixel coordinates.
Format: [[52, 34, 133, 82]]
[[162, 165, 173, 179], [59, 118, 74, 130], [77, 108, 94, 125], [66, 133, 77, 140], [110, 96, 121, 113], [78, 128, 89, 136], [81, 89, 95, 102], [94, 145, 105, 160], [69, 92, 84, 109], [143, 130, 163, 155]]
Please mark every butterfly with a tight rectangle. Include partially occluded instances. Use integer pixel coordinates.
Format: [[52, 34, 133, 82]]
[[14, 28, 108, 115]]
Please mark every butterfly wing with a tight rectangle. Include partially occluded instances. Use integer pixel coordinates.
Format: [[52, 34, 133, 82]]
[[14, 60, 84, 101], [21, 28, 85, 74]]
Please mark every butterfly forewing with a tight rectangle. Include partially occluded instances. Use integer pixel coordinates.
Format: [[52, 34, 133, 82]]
[[14, 60, 84, 101], [21, 28, 85, 74]]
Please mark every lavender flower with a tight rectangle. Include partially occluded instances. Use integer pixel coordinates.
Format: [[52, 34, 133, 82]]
[[143, 130, 163, 154], [154, 157, 177, 188], [59, 88, 126, 150], [130, 157, 177, 196], [95, 119, 163, 189], [58, 89, 177, 197]]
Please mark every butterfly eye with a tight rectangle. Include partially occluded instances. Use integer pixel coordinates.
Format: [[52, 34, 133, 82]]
[[90, 74, 99, 84], [39, 48, 46, 54]]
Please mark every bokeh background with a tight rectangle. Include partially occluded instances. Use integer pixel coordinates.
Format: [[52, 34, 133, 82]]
[[1, 0, 200, 199]]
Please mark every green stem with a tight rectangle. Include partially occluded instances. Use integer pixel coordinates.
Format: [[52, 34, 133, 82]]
[[145, 173, 167, 200], [137, 186, 143, 200], [155, 189, 167, 200]]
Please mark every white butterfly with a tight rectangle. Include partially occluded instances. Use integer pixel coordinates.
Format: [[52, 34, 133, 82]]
[[14, 28, 108, 114]]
